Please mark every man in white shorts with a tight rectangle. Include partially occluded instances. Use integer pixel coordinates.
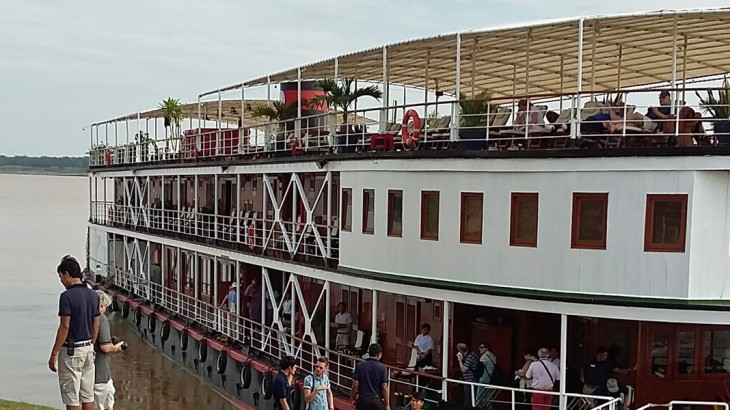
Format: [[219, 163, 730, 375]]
[[49, 255, 100, 410], [93, 291, 125, 410]]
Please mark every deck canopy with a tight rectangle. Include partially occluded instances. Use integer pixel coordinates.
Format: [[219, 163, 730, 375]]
[[243, 9, 730, 98], [94, 99, 374, 127]]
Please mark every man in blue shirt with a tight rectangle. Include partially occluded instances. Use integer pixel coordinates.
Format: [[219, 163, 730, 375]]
[[273, 355, 298, 410], [49, 255, 100, 410], [351, 344, 390, 410], [304, 356, 333, 410]]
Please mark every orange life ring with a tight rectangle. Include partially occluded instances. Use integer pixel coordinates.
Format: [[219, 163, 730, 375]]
[[247, 223, 255, 250], [401, 109, 422, 148]]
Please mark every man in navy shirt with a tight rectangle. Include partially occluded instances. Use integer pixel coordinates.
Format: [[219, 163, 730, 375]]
[[580, 347, 637, 395], [273, 355, 298, 410], [351, 344, 390, 410], [49, 255, 100, 410]]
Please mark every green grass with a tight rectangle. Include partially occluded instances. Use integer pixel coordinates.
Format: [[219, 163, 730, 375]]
[[0, 399, 57, 410]]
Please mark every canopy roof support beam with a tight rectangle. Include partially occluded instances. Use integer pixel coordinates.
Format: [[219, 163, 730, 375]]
[[452, 33, 462, 142]]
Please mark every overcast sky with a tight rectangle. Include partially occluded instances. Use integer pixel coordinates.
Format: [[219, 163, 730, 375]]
[[1, 0, 728, 157]]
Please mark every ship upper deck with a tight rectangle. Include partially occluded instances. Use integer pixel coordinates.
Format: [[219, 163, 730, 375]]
[[87, 8, 730, 170]]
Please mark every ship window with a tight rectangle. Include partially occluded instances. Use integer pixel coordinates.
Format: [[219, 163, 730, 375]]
[[387, 190, 403, 238], [420, 191, 440, 240], [362, 189, 375, 234], [510, 193, 538, 247], [650, 329, 669, 378], [460, 193, 483, 244], [677, 330, 695, 375], [571, 193, 608, 250], [704, 330, 730, 374], [644, 194, 688, 252], [341, 188, 352, 232]]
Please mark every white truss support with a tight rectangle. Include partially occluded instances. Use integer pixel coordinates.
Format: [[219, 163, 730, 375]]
[[291, 172, 330, 262], [123, 178, 137, 226], [324, 280, 331, 353], [263, 174, 295, 254], [134, 176, 150, 228]]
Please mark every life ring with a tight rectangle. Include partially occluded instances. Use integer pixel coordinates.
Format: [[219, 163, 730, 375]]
[[160, 320, 171, 342], [134, 309, 142, 327], [216, 351, 228, 374], [240, 361, 252, 389], [247, 224, 255, 251], [121, 301, 130, 318], [401, 109, 422, 148], [147, 314, 156, 333], [262, 369, 274, 400], [198, 340, 208, 363], [180, 330, 189, 351]]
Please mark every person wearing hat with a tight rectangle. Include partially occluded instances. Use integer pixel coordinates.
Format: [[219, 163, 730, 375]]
[[219, 282, 239, 313], [592, 378, 629, 410], [647, 91, 674, 123], [93, 290, 125, 410]]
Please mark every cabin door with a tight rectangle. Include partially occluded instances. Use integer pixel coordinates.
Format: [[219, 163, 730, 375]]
[[394, 298, 420, 364]]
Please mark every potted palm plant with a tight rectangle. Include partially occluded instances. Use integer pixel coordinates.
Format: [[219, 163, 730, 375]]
[[310, 78, 382, 153], [250, 101, 300, 156], [458, 90, 492, 150], [159, 98, 183, 152], [696, 78, 730, 145]]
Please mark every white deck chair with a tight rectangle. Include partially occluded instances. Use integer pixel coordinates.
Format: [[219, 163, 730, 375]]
[[491, 107, 512, 127], [580, 101, 606, 120], [397, 348, 420, 378]]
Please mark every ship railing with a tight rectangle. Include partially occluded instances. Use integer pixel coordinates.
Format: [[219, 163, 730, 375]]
[[636, 401, 729, 410], [90, 201, 340, 266], [88, 86, 730, 169], [101, 262, 624, 410]]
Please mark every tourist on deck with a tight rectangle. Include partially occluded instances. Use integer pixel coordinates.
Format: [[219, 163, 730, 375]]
[[351, 344, 390, 410], [549, 347, 561, 371], [265, 287, 280, 326], [303, 356, 334, 410], [408, 392, 424, 410], [476, 343, 497, 410], [334, 302, 353, 350], [592, 378, 628, 410], [514, 99, 545, 128], [282, 292, 294, 331], [273, 355, 298, 410], [219, 283, 238, 313], [244, 279, 262, 322], [646, 90, 674, 129], [412, 323, 434, 368], [49, 255, 100, 410], [515, 349, 537, 403], [580, 346, 637, 395], [456, 342, 479, 407], [526, 348, 560, 410], [93, 291, 125, 410]]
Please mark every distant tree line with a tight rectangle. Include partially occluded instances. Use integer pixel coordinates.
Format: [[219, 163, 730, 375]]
[[0, 155, 88, 170]]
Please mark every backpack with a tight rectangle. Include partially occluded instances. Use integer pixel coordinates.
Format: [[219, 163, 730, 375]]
[[474, 359, 486, 380], [482, 353, 503, 385]]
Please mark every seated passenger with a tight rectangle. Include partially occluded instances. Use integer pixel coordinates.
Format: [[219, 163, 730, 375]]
[[582, 97, 644, 134], [514, 99, 545, 128], [646, 90, 674, 132]]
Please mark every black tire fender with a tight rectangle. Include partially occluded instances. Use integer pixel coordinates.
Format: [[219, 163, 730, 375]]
[[198, 340, 208, 363], [180, 330, 189, 351], [290, 385, 302, 410], [121, 301, 130, 318], [134, 309, 142, 326], [216, 351, 228, 374], [147, 314, 156, 333], [160, 320, 171, 342], [262, 369, 274, 400], [111, 299, 119, 313], [240, 361, 252, 389]]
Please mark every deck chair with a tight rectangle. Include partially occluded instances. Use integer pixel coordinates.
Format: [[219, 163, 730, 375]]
[[395, 348, 420, 379], [621, 385, 634, 409], [580, 101, 606, 121], [340, 330, 366, 355], [426, 116, 452, 149]]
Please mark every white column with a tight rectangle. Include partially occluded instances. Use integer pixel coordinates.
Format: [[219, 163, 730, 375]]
[[194, 175, 199, 236], [452, 33, 462, 142], [236, 174, 241, 243], [214, 174, 219, 240], [380, 46, 389, 133], [572, 18, 585, 140], [324, 280, 331, 353], [370, 289, 378, 345], [442, 301, 451, 402], [559, 314, 568, 410]]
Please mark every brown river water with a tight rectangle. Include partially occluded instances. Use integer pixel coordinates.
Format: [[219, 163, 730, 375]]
[[0, 174, 235, 409]]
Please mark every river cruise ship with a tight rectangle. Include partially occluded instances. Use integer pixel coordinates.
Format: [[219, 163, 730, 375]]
[[87, 9, 730, 410]]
